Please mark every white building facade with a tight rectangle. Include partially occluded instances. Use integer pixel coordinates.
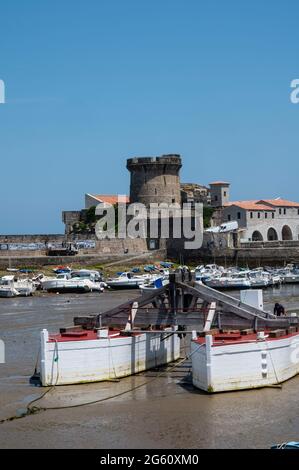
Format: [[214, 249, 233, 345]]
[[222, 199, 299, 242]]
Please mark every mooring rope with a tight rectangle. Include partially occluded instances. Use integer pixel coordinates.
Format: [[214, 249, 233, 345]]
[[0, 343, 205, 423]]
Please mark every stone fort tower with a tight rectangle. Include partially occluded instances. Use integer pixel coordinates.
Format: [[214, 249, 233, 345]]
[[127, 155, 182, 206]]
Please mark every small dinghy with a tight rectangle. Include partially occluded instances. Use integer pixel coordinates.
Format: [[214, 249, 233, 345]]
[[139, 277, 169, 294], [271, 442, 299, 449]]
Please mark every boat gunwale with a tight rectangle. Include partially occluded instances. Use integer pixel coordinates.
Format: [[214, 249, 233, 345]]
[[192, 330, 299, 348]]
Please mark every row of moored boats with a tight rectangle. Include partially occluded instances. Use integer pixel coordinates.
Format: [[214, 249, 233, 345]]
[[2, 263, 299, 298], [194, 264, 299, 289], [0, 266, 170, 297]]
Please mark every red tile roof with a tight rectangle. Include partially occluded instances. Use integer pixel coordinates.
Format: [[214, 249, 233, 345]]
[[224, 201, 275, 211], [225, 197, 299, 211], [91, 195, 129, 205], [258, 198, 299, 208], [209, 181, 230, 186]]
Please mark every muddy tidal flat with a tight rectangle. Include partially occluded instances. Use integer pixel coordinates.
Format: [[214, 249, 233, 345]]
[[1, 286, 299, 449]]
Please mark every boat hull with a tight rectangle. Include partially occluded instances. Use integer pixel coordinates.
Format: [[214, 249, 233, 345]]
[[42, 280, 91, 293], [107, 283, 142, 289], [40, 328, 181, 386], [15, 287, 35, 296], [204, 281, 251, 290], [0, 288, 19, 298], [191, 333, 299, 393], [46, 286, 90, 293], [284, 277, 299, 284]]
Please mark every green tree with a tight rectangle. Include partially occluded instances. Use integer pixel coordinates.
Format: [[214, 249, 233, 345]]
[[203, 206, 214, 228]]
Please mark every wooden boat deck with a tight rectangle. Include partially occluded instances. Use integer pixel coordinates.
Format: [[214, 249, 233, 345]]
[[194, 330, 299, 347], [48, 329, 142, 343]]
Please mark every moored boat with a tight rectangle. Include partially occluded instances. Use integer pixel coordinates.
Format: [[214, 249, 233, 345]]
[[0, 276, 20, 297], [204, 272, 251, 290], [248, 270, 271, 288], [41, 273, 105, 293], [139, 277, 169, 294], [39, 326, 180, 386], [284, 273, 299, 284], [191, 328, 299, 393], [106, 272, 153, 289], [271, 442, 299, 449], [0, 275, 35, 297], [14, 278, 36, 296]]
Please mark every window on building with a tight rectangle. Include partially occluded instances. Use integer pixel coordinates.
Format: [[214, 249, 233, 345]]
[[214, 195, 218, 201], [257, 212, 260, 218], [224, 191, 227, 197], [284, 208, 286, 215], [272, 212, 275, 219], [250, 212, 253, 219], [265, 212, 268, 219], [237, 212, 241, 220], [279, 208, 282, 215], [227, 214, 231, 221], [298, 209, 299, 215]]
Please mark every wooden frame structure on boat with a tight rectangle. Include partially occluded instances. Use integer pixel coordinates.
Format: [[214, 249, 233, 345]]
[[73, 273, 299, 333]]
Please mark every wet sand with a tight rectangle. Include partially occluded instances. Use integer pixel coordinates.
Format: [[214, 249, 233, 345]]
[[0, 286, 299, 449]]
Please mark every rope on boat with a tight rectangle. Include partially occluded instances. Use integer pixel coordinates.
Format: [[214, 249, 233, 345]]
[[0, 335, 283, 424], [264, 341, 281, 387], [0, 342, 205, 423], [28, 343, 205, 412]]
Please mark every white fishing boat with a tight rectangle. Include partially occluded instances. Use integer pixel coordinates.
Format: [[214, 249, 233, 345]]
[[41, 273, 105, 293], [195, 264, 223, 282], [0, 275, 35, 297], [106, 272, 153, 289], [0, 276, 19, 298], [274, 265, 299, 284], [38, 326, 180, 386], [283, 272, 299, 284], [204, 272, 251, 290], [70, 269, 103, 281], [139, 277, 169, 294], [270, 273, 282, 286], [14, 278, 36, 296], [191, 328, 299, 393], [248, 270, 271, 288]]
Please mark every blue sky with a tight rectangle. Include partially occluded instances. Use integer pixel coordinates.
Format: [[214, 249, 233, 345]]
[[0, 0, 299, 233]]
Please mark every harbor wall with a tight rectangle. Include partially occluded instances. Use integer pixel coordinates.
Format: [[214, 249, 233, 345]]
[[0, 234, 95, 244], [0, 232, 168, 268], [0, 248, 167, 269], [0, 235, 155, 253], [95, 238, 151, 253], [167, 237, 299, 267], [3, 231, 299, 268]]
